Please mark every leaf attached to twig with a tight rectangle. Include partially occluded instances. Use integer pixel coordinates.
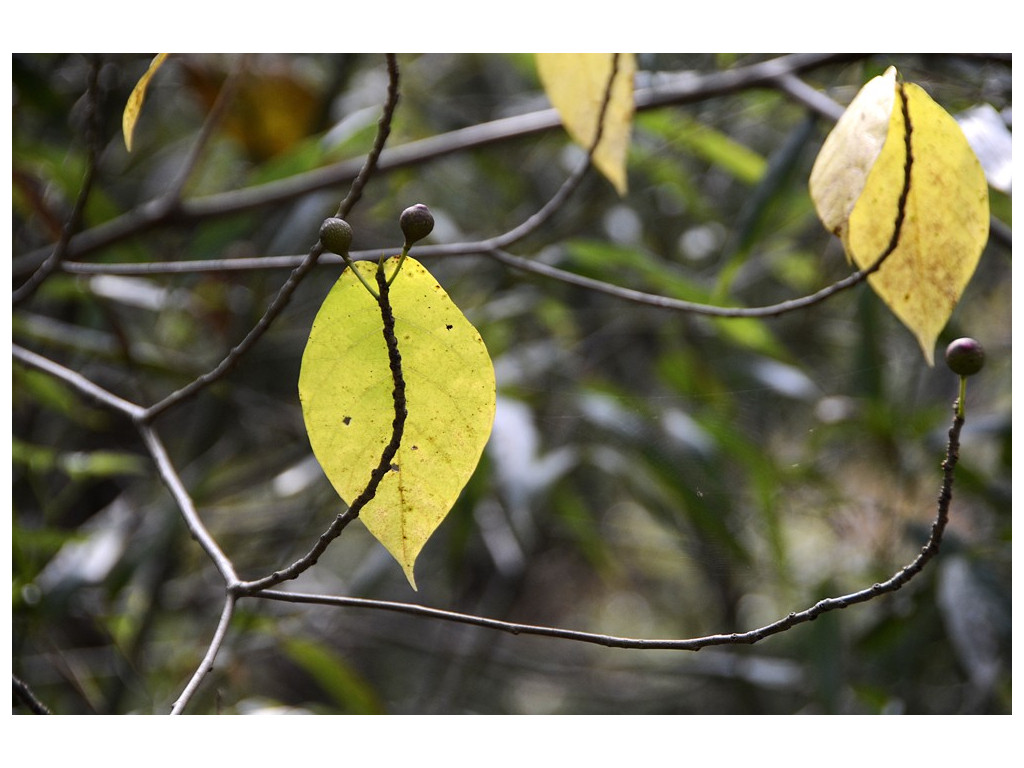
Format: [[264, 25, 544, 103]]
[[536, 53, 636, 196], [299, 257, 495, 589], [809, 66, 990, 364]]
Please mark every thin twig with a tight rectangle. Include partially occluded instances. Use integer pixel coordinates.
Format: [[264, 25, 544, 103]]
[[768, 71, 845, 122], [164, 54, 248, 203], [137, 423, 239, 584], [13, 674, 52, 715], [170, 595, 236, 715], [335, 54, 399, 219], [14, 54, 865, 276], [143, 54, 402, 422], [12, 344, 145, 419], [477, 85, 914, 319], [13, 56, 102, 306], [237, 262, 408, 593], [485, 53, 624, 252], [256, 396, 964, 650], [486, 83, 914, 318]]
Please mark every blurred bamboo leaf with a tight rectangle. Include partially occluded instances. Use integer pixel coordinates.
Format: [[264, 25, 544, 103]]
[[638, 111, 767, 185], [281, 637, 384, 714]]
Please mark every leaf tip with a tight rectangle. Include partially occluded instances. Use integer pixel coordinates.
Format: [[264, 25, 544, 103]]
[[917, 335, 937, 367], [403, 564, 418, 591]]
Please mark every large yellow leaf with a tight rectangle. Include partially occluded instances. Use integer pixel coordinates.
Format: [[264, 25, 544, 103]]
[[810, 67, 990, 364], [299, 257, 495, 589], [123, 53, 169, 152], [536, 53, 636, 195]]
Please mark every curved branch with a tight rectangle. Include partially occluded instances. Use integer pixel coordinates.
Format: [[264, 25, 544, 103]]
[[483, 83, 913, 319], [256, 397, 965, 651], [335, 53, 399, 219]]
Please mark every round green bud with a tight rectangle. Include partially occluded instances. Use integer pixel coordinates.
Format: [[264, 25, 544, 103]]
[[944, 337, 985, 377], [319, 217, 353, 255], [400, 204, 434, 247]]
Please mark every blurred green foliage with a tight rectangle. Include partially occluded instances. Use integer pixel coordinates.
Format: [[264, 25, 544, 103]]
[[12, 53, 1011, 714]]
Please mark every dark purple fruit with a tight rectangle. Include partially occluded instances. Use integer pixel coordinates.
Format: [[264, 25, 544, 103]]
[[944, 337, 985, 377], [400, 204, 434, 247]]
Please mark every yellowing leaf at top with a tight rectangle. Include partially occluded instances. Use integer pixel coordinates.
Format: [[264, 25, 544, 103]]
[[809, 67, 989, 364], [299, 257, 496, 589], [809, 67, 897, 249], [536, 53, 636, 195], [123, 53, 169, 152]]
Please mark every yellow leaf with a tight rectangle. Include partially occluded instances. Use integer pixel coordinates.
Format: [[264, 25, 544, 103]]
[[536, 53, 636, 195], [299, 257, 496, 589], [809, 67, 897, 250], [810, 68, 989, 365], [123, 53, 169, 152]]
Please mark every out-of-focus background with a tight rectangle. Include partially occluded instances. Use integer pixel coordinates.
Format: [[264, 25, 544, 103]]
[[12, 53, 1011, 714]]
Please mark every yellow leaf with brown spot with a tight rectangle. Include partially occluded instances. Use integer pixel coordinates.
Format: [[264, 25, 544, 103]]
[[299, 258, 495, 589]]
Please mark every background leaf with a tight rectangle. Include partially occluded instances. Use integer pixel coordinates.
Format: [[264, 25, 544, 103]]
[[14, 53, 1010, 715], [299, 257, 496, 589], [536, 53, 635, 195], [122, 53, 168, 152]]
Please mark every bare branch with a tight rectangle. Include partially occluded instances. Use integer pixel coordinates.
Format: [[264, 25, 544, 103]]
[[13, 675, 52, 715], [15, 54, 863, 276], [170, 595, 236, 715], [137, 423, 239, 585], [256, 396, 965, 650], [163, 54, 248, 203], [335, 53, 399, 219], [143, 54, 402, 421], [13, 344, 145, 419], [13, 57, 102, 306]]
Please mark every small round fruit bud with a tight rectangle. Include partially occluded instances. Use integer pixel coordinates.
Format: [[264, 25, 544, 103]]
[[400, 204, 434, 247], [319, 217, 353, 255], [944, 337, 985, 377]]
